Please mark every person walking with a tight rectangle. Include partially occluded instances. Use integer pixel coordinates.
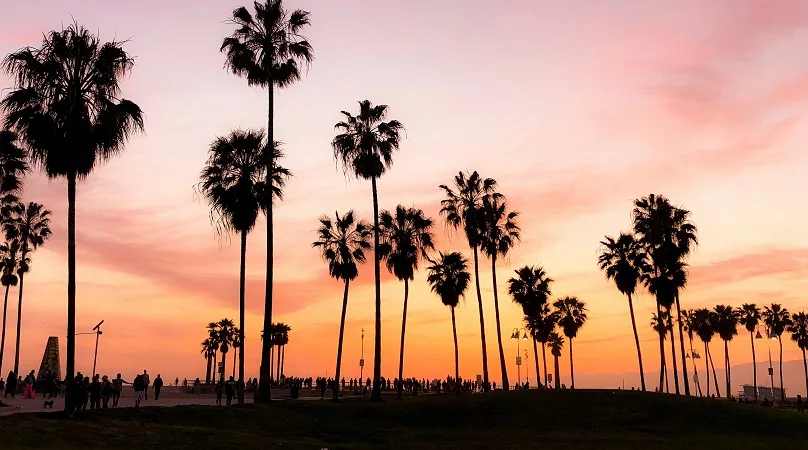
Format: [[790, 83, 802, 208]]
[[215, 379, 224, 406], [89, 375, 101, 410], [133, 373, 145, 407], [4, 371, 16, 398], [142, 370, 150, 400], [154, 374, 164, 400], [112, 373, 130, 408], [225, 376, 236, 406], [101, 375, 112, 409], [23, 370, 36, 399]]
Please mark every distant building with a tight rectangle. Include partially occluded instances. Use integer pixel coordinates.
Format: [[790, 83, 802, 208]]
[[742, 384, 785, 400]]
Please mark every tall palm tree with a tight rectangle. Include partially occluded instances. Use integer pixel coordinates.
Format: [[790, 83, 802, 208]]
[[714, 305, 738, 398], [218, 318, 236, 380], [651, 310, 673, 392], [0, 240, 20, 378], [0, 130, 28, 197], [201, 338, 217, 384], [378, 206, 435, 398], [553, 296, 587, 389], [478, 196, 520, 391], [3, 201, 51, 376], [426, 252, 471, 393], [332, 101, 404, 401], [681, 309, 703, 396], [787, 312, 808, 399], [598, 232, 649, 391], [508, 266, 553, 388], [198, 129, 290, 405], [692, 308, 720, 397], [313, 210, 372, 400], [439, 171, 502, 392], [738, 304, 761, 400], [762, 304, 792, 401], [2, 25, 144, 410], [546, 331, 564, 389], [221, 0, 313, 403]]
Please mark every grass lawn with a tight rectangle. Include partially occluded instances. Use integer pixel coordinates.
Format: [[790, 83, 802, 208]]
[[2, 390, 806, 449]]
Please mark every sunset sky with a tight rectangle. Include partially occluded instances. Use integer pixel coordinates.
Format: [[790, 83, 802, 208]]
[[2, 0, 808, 395]]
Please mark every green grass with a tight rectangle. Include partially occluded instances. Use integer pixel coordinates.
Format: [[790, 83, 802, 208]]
[[2, 390, 807, 449]]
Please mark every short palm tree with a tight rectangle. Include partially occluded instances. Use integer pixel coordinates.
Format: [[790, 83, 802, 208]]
[[275, 322, 291, 378], [478, 196, 520, 391], [3, 201, 51, 376], [332, 100, 404, 401], [508, 266, 553, 388], [207, 322, 221, 383], [313, 210, 372, 400], [598, 232, 649, 391], [221, 0, 313, 403], [651, 310, 673, 392], [198, 129, 290, 405], [378, 205, 435, 398], [738, 304, 761, 400], [217, 318, 236, 380], [526, 302, 557, 388], [2, 25, 144, 410], [201, 338, 217, 384], [0, 239, 20, 377], [553, 296, 587, 389], [714, 305, 738, 398], [426, 252, 471, 393], [546, 331, 564, 389], [692, 308, 720, 397], [787, 312, 808, 399], [0, 130, 28, 196], [762, 304, 792, 401], [439, 171, 502, 392], [681, 309, 703, 396]]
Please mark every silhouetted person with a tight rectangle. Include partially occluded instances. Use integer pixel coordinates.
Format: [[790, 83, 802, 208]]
[[112, 373, 130, 407], [101, 375, 112, 408], [142, 370, 150, 400], [225, 376, 236, 406], [0, 378, 5, 394], [90, 375, 101, 410], [4, 371, 16, 398], [215, 379, 224, 406], [154, 374, 163, 400], [82, 377, 90, 409], [798, 394, 804, 413], [133, 374, 145, 407], [23, 370, 36, 398], [175, 377, 179, 387]]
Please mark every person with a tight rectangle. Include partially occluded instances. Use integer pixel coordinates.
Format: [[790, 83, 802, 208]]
[[225, 376, 236, 406], [112, 373, 130, 408], [0, 378, 4, 394], [89, 375, 101, 410], [101, 375, 112, 409], [175, 377, 179, 387], [81, 376, 90, 410], [215, 379, 224, 406], [133, 373, 145, 407], [142, 370, 150, 400], [797, 394, 804, 413], [154, 374, 164, 400], [4, 371, 16, 398], [23, 370, 36, 399]]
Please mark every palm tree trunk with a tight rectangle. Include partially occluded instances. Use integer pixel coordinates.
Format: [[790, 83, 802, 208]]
[[65, 171, 77, 413], [688, 335, 702, 396], [541, 343, 548, 389], [471, 246, 490, 392], [12, 272, 25, 376], [668, 326, 680, 394], [802, 348, 807, 402], [222, 351, 227, 381], [778, 337, 785, 401], [205, 354, 212, 384], [490, 255, 509, 391], [704, 341, 710, 397], [674, 294, 690, 395], [233, 348, 237, 379], [281, 345, 285, 379], [569, 338, 575, 389], [553, 354, 560, 389], [708, 344, 721, 397], [627, 293, 646, 391], [269, 344, 274, 382], [238, 230, 247, 405], [333, 279, 350, 400], [258, 84, 276, 404], [532, 338, 541, 388], [276, 345, 282, 380], [656, 304, 666, 391], [724, 340, 731, 398], [451, 306, 459, 394], [370, 175, 382, 402], [397, 279, 409, 399], [213, 353, 218, 384], [0, 285, 10, 378], [750, 331, 757, 401]]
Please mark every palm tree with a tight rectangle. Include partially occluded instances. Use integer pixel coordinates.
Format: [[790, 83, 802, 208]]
[[221, 0, 313, 403], [439, 171, 502, 391], [332, 101, 404, 401], [692, 308, 720, 397], [426, 252, 471, 393], [313, 210, 372, 400], [2, 25, 144, 410], [271, 322, 291, 379], [553, 296, 587, 389], [598, 232, 648, 391], [0, 240, 20, 378], [714, 305, 738, 398], [681, 309, 703, 396], [787, 312, 808, 399], [546, 331, 564, 389], [201, 338, 217, 384], [508, 266, 553, 388], [232, 328, 241, 379], [198, 129, 290, 405], [762, 304, 792, 401], [3, 202, 51, 376], [0, 130, 28, 196], [378, 206, 434, 398], [738, 304, 762, 400], [478, 196, 520, 391], [651, 310, 673, 392], [207, 322, 221, 383], [217, 318, 236, 380]]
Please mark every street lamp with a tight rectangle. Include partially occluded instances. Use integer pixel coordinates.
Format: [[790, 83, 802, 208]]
[[76, 320, 104, 376], [359, 328, 365, 385], [755, 324, 778, 400], [510, 328, 528, 388]]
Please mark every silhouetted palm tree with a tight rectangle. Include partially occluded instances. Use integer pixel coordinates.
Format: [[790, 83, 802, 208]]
[[207, 322, 221, 383], [218, 319, 236, 380], [275, 322, 291, 379], [762, 304, 792, 401], [692, 308, 720, 397], [439, 171, 502, 392], [2, 26, 144, 410], [3, 201, 51, 375], [378, 205, 434, 398], [0, 130, 27, 197], [426, 252, 471, 393], [221, 0, 313, 403], [201, 338, 217, 384], [313, 210, 372, 400], [478, 196, 520, 391], [0, 239, 20, 377], [681, 309, 703, 396], [598, 232, 649, 391], [508, 266, 553, 388], [714, 305, 738, 398], [199, 129, 290, 404], [738, 304, 761, 400], [526, 302, 557, 389], [787, 312, 808, 399], [546, 331, 564, 389], [651, 310, 673, 392], [553, 296, 587, 389], [232, 328, 241, 379], [332, 100, 404, 401]]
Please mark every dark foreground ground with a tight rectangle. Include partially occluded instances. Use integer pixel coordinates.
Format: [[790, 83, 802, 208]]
[[1, 389, 806, 449]]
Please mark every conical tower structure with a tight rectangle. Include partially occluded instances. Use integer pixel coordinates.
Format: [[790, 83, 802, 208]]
[[37, 336, 61, 381]]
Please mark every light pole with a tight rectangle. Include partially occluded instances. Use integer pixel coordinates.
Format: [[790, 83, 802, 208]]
[[510, 328, 528, 387], [685, 350, 702, 396], [524, 349, 530, 389], [359, 328, 365, 384], [76, 320, 104, 376], [755, 325, 777, 400]]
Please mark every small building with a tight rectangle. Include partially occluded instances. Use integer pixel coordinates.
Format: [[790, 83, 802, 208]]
[[743, 384, 786, 400]]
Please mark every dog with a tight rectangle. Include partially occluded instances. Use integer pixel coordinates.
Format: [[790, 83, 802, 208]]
[[43, 400, 54, 409]]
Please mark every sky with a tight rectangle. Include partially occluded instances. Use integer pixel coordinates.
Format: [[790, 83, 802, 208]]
[[2, 0, 808, 395]]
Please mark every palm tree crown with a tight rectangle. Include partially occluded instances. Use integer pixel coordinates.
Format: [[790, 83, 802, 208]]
[[598, 232, 648, 297], [739, 304, 761, 334], [313, 211, 372, 282], [714, 305, 739, 342], [3, 202, 51, 271], [427, 252, 471, 309], [478, 196, 520, 260], [789, 313, 808, 350], [553, 296, 588, 340], [0, 130, 27, 196], [439, 171, 501, 247], [547, 332, 564, 357], [508, 266, 553, 314], [763, 304, 792, 337], [378, 205, 435, 281], [332, 101, 404, 180]]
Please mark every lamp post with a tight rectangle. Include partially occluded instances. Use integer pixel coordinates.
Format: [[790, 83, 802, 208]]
[[510, 328, 528, 387], [359, 328, 365, 384], [524, 349, 530, 389], [76, 320, 104, 376], [755, 325, 777, 400], [685, 350, 702, 396]]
